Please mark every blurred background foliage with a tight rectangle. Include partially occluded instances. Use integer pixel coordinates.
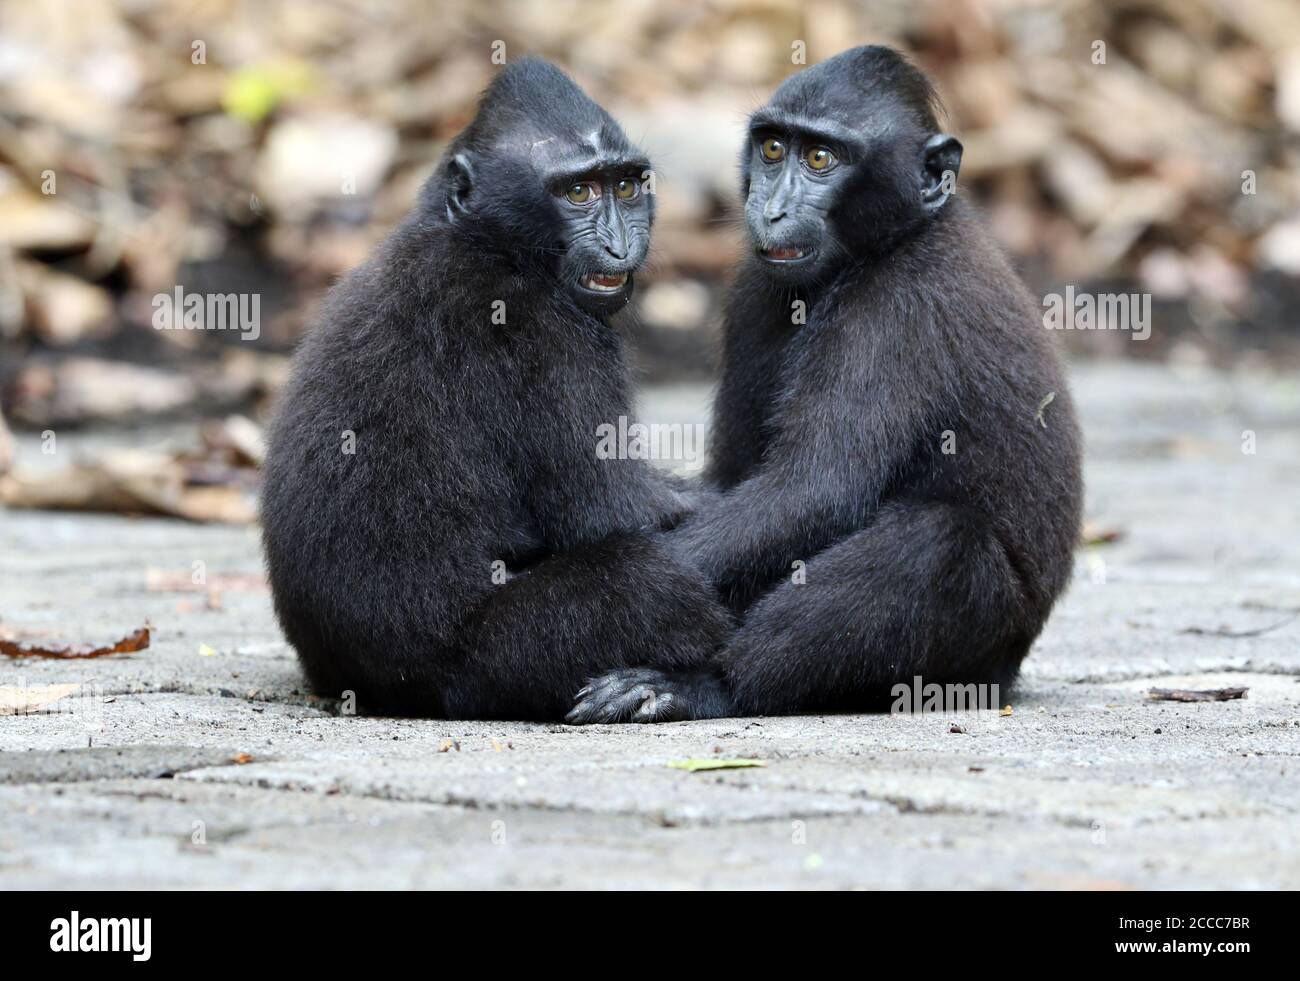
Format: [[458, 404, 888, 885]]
[[1, 0, 1299, 435]]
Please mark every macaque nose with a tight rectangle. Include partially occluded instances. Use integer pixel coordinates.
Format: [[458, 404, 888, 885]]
[[598, 218, 631, 261], [764, 168, 798, 224]]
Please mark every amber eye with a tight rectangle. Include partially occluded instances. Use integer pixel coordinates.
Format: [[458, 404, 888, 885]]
[[565, 183, 598, 204], [760, 137, 785, 162], [805, 146, 836, 171], [614, 178, 639, 200]]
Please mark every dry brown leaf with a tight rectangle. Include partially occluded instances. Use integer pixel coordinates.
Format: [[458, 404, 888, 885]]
[[1147, 687, 1248, 703], [200, 414, 266, 467], [17, 260, 114, 346], [0, 409, 13, 477], [0, 626, 150, 660], [1081, 522, 1126, 545], [172, 485, 258, 524], [0, 184, 97, 250], [0, 683, 80, 716], [145, 569, 266, 593], [8, 359, 198, 428], [0, 449, 256, 524]]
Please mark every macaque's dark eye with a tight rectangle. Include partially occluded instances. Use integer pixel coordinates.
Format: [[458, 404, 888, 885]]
[[565, 183, 598, 204], [760, 137, 785, 162], [614, 178, 639, 200], [804, 146, 836, 171]]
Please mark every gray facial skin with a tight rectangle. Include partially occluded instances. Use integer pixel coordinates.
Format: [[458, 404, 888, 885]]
[[547, 154, 652, 315], [743, 119, 847, 285], [446, 128, 653, 316], [741, 101, 961, 287]]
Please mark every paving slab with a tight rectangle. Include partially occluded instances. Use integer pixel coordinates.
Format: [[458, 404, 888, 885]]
[[1, 360, 1298, 889]]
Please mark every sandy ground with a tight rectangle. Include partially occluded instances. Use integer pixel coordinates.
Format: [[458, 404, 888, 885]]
[[2, 360, 1298, 889]]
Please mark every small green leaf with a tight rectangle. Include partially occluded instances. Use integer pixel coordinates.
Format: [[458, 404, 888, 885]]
[[667, 758, 766, 772], [221, 61, 314, 123], [223, 71, 279, 123]]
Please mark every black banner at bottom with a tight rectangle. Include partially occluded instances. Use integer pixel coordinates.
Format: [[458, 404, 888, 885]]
[[1, 889, 1278, 967]]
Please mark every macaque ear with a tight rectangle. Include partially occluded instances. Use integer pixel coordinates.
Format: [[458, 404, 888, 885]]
[[446, 153, 474, 222], [921, 134, 962, 211]]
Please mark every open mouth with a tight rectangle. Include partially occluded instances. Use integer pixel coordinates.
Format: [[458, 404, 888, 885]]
[[759, 246, 812, 262], [579, 272, 630, 293]]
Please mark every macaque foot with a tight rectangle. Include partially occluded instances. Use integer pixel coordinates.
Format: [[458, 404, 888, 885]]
[[565, 667, 731, 724]]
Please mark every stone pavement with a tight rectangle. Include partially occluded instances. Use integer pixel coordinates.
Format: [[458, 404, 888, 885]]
[[1, 360, 1298, 889]]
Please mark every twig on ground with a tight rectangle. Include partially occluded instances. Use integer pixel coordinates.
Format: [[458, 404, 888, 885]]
[[1179, 614, 1297, 638]]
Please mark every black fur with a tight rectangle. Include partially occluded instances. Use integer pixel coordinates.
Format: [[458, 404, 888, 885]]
[[262, 58, 728, 720], [570, 46, 1083, 722]]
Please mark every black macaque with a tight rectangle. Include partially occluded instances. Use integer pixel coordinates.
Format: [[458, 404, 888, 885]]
[[568, 46, 1083, 723], [262, 58, 729, 720]]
